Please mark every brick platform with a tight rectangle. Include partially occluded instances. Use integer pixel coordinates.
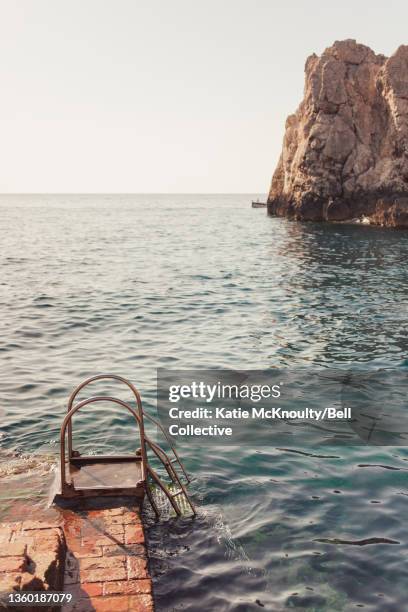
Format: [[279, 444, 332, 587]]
[[0, 520, 66, 610], [0, 500, 154, 612], [61, 501, 154, 612]]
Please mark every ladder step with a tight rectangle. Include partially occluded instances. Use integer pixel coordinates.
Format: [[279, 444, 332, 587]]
[[171, 489, 184, 497]]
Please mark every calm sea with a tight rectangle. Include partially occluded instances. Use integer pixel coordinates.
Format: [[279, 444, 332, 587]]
[[1, 194, 408, 611]]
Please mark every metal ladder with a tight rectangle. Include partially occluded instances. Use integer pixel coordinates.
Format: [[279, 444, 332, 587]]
[[66, 374, 196, 518]]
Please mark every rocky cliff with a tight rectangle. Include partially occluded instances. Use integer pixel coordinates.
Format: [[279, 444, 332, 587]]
[[268, 40, 408, 227]]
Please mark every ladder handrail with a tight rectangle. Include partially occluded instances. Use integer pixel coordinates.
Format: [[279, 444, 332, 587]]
[[62, 376, 196, 517], [67, 375, 146, 464], [66, 374, 190, 482], [60, 396, 145, 493], [142, 411, 190, 483]]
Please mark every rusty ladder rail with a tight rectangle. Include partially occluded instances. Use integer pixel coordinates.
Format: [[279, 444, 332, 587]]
[[62, 374, 196, 518]]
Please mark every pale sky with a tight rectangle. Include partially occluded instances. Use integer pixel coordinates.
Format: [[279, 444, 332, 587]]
[[0, 0, 407, 193]]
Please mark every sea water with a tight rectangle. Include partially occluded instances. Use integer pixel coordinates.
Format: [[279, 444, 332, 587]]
[[1, 194, 408, 610]]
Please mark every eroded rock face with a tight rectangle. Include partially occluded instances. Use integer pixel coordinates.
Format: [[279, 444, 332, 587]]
[[268, 40, 408, 227]]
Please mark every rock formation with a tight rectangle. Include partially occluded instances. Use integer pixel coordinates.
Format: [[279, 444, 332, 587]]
[[268, 40, 408, 227]]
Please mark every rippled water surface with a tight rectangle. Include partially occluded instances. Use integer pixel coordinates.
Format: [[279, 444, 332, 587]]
[[1, 194, 408, 611]]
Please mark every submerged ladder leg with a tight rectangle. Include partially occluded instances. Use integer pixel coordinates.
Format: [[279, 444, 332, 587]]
[[145, 437, 197, 516], [144, 481, 160, 519], [168, 450, 190, 483], [147, 466, 182, 517], [163, 460, 197, 516]]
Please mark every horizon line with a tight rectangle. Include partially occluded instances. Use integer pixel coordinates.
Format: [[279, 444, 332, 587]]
[[0, 192, 267, 196]]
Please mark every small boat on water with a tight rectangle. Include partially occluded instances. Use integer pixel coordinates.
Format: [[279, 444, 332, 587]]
[[251, 200, 267, 208]]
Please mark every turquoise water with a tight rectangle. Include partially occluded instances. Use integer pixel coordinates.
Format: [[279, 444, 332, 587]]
[[1, 194, 408, 610]]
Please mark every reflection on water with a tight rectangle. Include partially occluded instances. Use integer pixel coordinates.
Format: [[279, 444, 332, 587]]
[[1, 195, 408, 610]]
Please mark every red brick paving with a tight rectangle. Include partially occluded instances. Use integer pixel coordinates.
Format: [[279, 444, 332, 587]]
[[0, 502, 154, 611], [61, 502, 154, 611], [0, 520, 66, 608]]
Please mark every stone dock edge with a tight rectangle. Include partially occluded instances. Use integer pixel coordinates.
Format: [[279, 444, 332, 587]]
[[0, 499, 154, 612]]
